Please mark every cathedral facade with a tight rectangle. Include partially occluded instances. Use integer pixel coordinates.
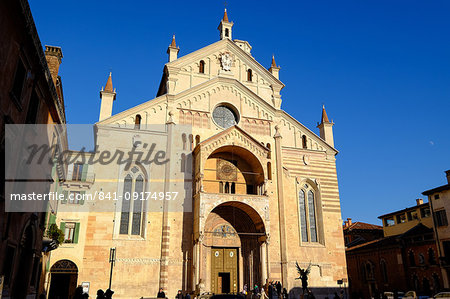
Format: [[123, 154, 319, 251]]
[[46, 10, 347, 299]]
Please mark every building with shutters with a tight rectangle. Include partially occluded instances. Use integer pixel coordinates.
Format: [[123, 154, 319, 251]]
[[45, 9, 347, 299]]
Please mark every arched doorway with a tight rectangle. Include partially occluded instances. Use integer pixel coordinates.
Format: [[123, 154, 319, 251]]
[[49, 259, 78, 299], [203, 202, 266, 294]]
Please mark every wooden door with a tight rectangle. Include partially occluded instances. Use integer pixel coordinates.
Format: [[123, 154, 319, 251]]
[[211, 248, 238, 294]]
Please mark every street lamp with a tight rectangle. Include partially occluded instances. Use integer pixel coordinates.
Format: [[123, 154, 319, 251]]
[[109, 247, 116, 290]]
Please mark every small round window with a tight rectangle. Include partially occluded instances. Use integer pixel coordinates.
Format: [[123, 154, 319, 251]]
[[212, 105, 239, 129]]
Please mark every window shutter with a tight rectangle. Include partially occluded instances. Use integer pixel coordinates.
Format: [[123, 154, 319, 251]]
[[62, 190, 68, 204], [49, 214, 56, 226], [73, 223, 80, 243], [67, 163, 74, 180], [60, 222, 66, 233], [81, 164, 88, 181], [79, 191, 85, 205]]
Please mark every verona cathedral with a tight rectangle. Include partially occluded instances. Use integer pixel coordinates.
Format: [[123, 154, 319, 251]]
[[46, 9, 347, 299]]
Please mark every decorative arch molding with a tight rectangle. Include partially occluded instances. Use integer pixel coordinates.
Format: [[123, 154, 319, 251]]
[[50, 259, 79, 274], [201, 200, 269, 238], [175, 81, 274, 123]]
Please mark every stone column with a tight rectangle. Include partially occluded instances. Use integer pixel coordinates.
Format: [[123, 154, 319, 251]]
[[261, 241, 268, 285], [159, 113, 175, 290], [194, 241, 200, 286], [274, 125, 289, 288]]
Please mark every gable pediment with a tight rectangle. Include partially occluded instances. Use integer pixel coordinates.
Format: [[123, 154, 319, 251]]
[[195, 125, 270, 160], [166, 39, 284, 89]]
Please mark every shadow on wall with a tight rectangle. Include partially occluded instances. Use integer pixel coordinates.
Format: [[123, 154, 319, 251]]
[[288, 287, 348, 299]]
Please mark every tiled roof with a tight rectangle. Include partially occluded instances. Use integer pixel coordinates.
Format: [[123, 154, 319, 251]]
[[344, 221, 383, 231]]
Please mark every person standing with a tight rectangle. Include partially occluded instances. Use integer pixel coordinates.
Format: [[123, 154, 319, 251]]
[[104, 289, 114, 299], [276, 282, 281, 298], [176, 290, 184, 299], [268, 282, 273, 299], [158, 288, 166, 299]]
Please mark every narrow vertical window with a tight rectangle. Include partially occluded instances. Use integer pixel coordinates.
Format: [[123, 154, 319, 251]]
[[381, 260, 388, 283], [267, 162, 272, 180], [247, 69, 252, 82], [308, 190, 317, 242], [195, 135, 200, 146], [73, 163, 83, 181], [231, 183, 235, 194], [135, 114, 142, 130], [199, 60, 205, 73], [299, 190, 308, 242], [225, 28, 229, 37], [428, 248, 436, 265], [182, 134, 187, 150], [189, 134, 194, 151], [302, 135, 307, 149], [225, 182, 230, 193], [120, 175, 132, 234], [11, 59, 26, 102], [26, 91, 40, 124], [132, 175, 144, 235]]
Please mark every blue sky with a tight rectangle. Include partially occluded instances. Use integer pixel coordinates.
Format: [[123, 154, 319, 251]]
[[29, 0, 450, 225]]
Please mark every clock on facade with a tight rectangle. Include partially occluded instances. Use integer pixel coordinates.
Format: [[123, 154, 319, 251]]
[[212, 105, 239, 128]]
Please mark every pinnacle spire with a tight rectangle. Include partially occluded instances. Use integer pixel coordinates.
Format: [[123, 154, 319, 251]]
[[271, 55, 277, 68], [104, 72, 114, 92], [170, 35, 177, 48], [321, 105, 330, 124], [223, 8, 229, 22]]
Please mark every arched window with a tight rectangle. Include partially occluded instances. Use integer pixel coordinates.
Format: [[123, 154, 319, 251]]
[[231, 183, 235, 194], [182, 134, 187, 150], [195, 135, 200, 146], [134, 114, 142, 130], [380, 259, 388, 283], [302, 135, 307, 149], [266, 143, 271, 159], [225, 182, 230, 193], [418, 253, 425, 265], [225, 28, 229, 37], [247, 69, 252, 82], [409, 251, 416, 266], [189, 134, 194, 151], [267, 162, 272, 180], [365, 262, 374, 280], [428, 248, 437, 265], [199, 60, 205, 73], [119, 166, 146, 236], [298, 182, 321, 244]]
